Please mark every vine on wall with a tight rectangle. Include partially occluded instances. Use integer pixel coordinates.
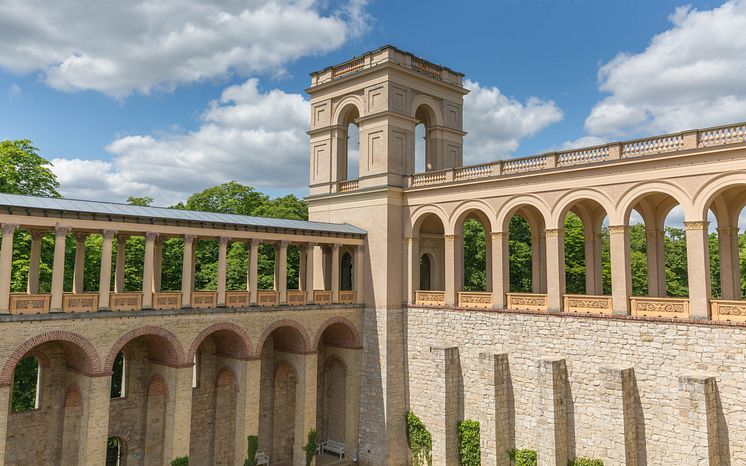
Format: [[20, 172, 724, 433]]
[[507, 448, 536, 466], [406, 411, 432, 466], [457, 419, 480, 466]]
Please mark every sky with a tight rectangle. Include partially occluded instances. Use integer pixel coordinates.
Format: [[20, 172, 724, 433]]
[[1, 0, 745, 208]]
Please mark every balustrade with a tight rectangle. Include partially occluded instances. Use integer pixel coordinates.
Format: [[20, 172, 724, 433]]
[[454, 163, 495, 181], [191, 291, 218, 309], [338, 290, 357, 304], [338, 180, 359, 193], [502, 155, 546, 174], [62, 293, 99, 313], [256, 291, 280, 307], [9, 293, 50, 315], [457, 291, 493, 309], [411, 170, 447, 186], [506, 293, 548, 311], [226, 291, 250, 308], [152, 292, 180, 310], [630, 296, 689, 318], [415, 290, 446, 306], [313, 290, 332, 305], [111, 292, 143, 311], [563, 294, 613, 315], [710, 299, 746, 323], [286, 290, 307, 306], [699, 123, 746, 147], [557, 146, 609, 167]]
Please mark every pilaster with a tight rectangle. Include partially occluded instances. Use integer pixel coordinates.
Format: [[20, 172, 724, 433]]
[[479, 353, 512, 466], [536, 358, 568, 466], [430, 346, 460, 466]]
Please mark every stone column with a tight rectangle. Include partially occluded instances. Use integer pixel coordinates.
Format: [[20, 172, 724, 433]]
[[536, 358, 568, 466], [531, 232, 544, 294], [406, 237, 419, 304], [276, 241, 288, 304], [331, 243, 340, 303], [141, 232, 157, 309], [355, 244, 365, 304], [677, 376, 723, 466], [234, 358, 261, 464], [154, 236, 163, 293], [609, 226, 632, 315], [0, 385, 10, 464], [485, 233, 493, 292], [73, 232, 87, 293], [479, 353, 512, 466], [98, 230, 116, 310], [0, 224, 18, 313], [299, 245, 307, 291], [50, 225, 71, 312], [717, 226, 741, 300], [294, 352, 318, 466], [491, 232, 509, 309], [248, 239, 260, 305], [114, 234, 128, 293], [584, 223, 603, 295], [27, 230, 44, 294], [78, 375, 112, 465], [599, 367, 638, 466], [217, 236, 229, 306], [544, 229, 565, 311], [685, 221, 712, 319], [444, 234, 457, 306], [430, 347, 460, 466], [181, 235, 195, 308], [646, 228, 666, 297], [163, 366, 194, 461], [305, 243, 316, 303]]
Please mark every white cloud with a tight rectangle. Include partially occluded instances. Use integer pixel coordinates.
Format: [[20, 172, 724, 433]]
[[463, 80, 563, 163], [0, 0, 368, 98], [584, 0, 746, 138], [52, 78, 310, 204]]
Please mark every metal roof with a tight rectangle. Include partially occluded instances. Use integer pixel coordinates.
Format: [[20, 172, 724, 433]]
[[0, 193, 366, 236]]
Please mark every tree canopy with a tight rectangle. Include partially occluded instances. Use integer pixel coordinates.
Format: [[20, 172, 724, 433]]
[[0, 139, 60, 197]]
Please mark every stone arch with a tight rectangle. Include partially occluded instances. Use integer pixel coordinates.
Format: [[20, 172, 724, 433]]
[[496, 195, 551, 232], [255, 319, 312, 357], [615, 180, 693, 225], [410, 95, 444, 127], [104, 326, 186, 371], [187, 322, 253, 362], [407, 205, 449, 237], [332, 95, 365, 125], [550, 188, 615, 229], [0, 331, 102, 385], [692, 171, 746, 221], [313, 317, 362, 351], [449, 200, 496, 234]]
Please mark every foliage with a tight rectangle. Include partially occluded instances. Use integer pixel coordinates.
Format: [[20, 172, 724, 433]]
[[568, 458, 604, 466], [303, 429, 318, 466], [508, 216, 533, 292], [244, 435, 259, 466], [126, 196, 154, 206], [170, 457, 189, 466], [11, 356, 38, 412], [406, 411, 432, 466], [0, 139, 60, 197], [110, 352, 125, 398], [457, 419, 480, 466], [463, 219, 486, 291], [507, 448, 537, 466]]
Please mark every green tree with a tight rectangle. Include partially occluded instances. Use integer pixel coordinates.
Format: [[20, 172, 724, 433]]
[[563, 213, 586, 294], [126, 196, 154, 206], [508, 216, 532, 292], [463, 219, 486, 292], [0, 139, 60, 197]]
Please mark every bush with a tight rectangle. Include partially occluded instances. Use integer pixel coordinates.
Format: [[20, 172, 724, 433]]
[[406, 411, 432, 466], [244, 435, 259, 466], [171, 457, 189, 466], [568, 458, 604, 466], [303, 429, 318, 466], [507, 449, 537, 466], [457, 419, 480, 466]]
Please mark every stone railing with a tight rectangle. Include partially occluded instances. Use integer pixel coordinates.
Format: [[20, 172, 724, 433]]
[[9, 293, 50, 315], [62, 293, 99, 313], [412, 57, 441, 78], [415, 290, 446, 306], [454, 163, 496, 181], [710, 299, 746, 323], [339, 290, 357, 304], [191, 291, 217, 309], [256, 291, 279, 307], [502, 155, 546, 174], [332, 58, 366, 78], [412, 171, 448, 186], [152, 292, 180, 310], [457, 291, 493, 309], [112, 292, 144, 311], [698, 123, 746, 147], [337, 180, 359, 193], [630, 296, 689, 318], [563, 294, 613, 315], [506, 293, 548, 311], [226, 291, 250, 308], [286, 290, 307, 306], [622, 134, 684, 158], [557, 146, 609, 167], [313, 290, 333, 305]]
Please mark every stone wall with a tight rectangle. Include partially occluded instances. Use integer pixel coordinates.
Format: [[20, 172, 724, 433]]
[[405, 307, 746, 466]]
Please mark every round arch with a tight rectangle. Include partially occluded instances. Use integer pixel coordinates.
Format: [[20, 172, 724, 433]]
[[615, 181, 694, 225], [550, 188, 615, 229], [255, 319, 312, 357], [313, 317, 362, 351], [332, 96, 365, 126], [104, 326, 186, 371], [692, 171, 746, 221], [407, 205, 449, 237], [496, 195, 552, 232], [187, 322, 253, 362], [410, 95, 444, 127], [449, 200, 496, 233]]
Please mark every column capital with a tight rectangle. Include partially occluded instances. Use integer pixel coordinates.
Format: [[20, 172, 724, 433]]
[[248, 238, 261, 248], [116, 234, 130, 242], [716, 226, 739, 235], [183, 234, 196, 244], [331, 243, 341, 251], [102, 230, 117, 240], [145, 231, 159, 241], [544, 228, 562, 238], [29, 229, 45, 240], [490, 231, 507, 240], [218, 236, 231, 247], [443, 234, 458, 241], [1, 224, 19, 235], [684, 221, 709, 231], [305, 241, 317, 249], [608, 225, 629, 234], [74, 232, 88, 242], [279, 240, 290, 248], [54, 225, 71, 237]]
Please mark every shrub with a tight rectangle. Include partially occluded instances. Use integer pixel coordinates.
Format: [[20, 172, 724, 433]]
[[303, 429, 318, 466], [244, 435, 259, 466], [568, 458, 604, 466], [507, 448, 537, 466], [457, 419, 480, 466], [406, 411, 432, 466], [171, 457, 189, 466]]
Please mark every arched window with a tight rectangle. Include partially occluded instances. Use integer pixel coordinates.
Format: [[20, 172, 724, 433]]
[[192, 352, 200, 389], [12, 355, 40, 412], [106, 437, 124, 466], [420, 255, 432, 290], [414, 104, 436, 173], [110, 351, 126, 398], [341, 252, 353, 290], [339, 105, 360, 181]]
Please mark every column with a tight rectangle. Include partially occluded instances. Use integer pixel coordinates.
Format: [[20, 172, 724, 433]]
[[531, 232, 544, 294], [248, 239, 259, 305], [305, 243, 315, 303], [685, 221, 711, 319], [331, 243, 340, 303], [584, 223, 603, 295], [406, 237, 419, 304], [98, 230, 116, 310], [646, 228, 666, 297], [142, 232, 157, 309], [444, 234, 457, 306], [163, 366, 194, 461], [355, 244, 365, 304], [431, 347, 460, 466], [293, 353, 318, 466], [479, 353, 512, 466], [544, 229, 565, 311], [609, 226, 632, 315], [599, 367, 638, 465], [50, 225, 70, 312], [217, 236, 229, 306], [73, 232, 87, 293], [299, 245, 307, 291], [27, 230, 43, 294], [536, 358, 568, 466], [0, 223, 18, 313], [77, 375, 112, 464], [677, 376, 723, 466], [181, 235, 195, 308], [114, 235, 128, 293], [717, 226, 741, 300], [276, 241, 288, 304], [491, 232, 509, 309], [234, 358, 261, 464], [154, 236, 163, 293]]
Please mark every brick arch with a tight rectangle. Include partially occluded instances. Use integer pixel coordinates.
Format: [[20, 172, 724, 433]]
[[313, 316, 362, 351], [104, 326, 186, 370], [322, 353, 349, 374], [0, 331, 102, 385], [187, 322, 253, 362], [255, 319, 312, 357]]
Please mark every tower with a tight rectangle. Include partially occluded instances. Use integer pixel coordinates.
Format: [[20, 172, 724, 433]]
[[306, 46, 468, 465]]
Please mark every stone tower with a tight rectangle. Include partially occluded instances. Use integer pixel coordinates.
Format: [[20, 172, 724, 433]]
[[306, 46, 468, 465]]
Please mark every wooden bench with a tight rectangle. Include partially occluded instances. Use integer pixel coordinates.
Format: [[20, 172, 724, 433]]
[[257, 452, 269, 465], [321, 439, 345, 459]]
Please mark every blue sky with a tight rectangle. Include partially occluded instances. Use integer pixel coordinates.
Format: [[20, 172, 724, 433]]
[[1, 0, 744, 205]]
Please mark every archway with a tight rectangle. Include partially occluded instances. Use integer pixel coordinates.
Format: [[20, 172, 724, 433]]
[[703, 184, 746, 301], [501, 205, 548, 294], [414, 104, 437, 173], [338, 104, 360, 181], [411, 212, 446, 300], [341, 251, 353, 291], [106, 437, 125, 466]]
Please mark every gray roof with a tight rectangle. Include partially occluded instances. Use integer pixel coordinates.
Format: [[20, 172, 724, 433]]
[[0, 193, 366, 236]]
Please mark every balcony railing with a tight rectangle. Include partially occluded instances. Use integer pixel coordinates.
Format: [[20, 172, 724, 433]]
[[226, 291, 250, 308], [563, 294, 613, 315], [256, 291, 280, 307], [313, 290, 333, 305], [9, 293, 50, 315], [153, 292, 180, 310], [339, 290, 357, 304], [111, 292, 143, 311], [286, 290, 307, 306], [506, 293, 548, 311], [630, 296, 689, 318], [337, 180, 359, 193], [457, 291, 493, 309], [415, 290, 446, 306], [711, 299, 746, 323], [62, 293, 99, 313], [191, 291, 217, 309]]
